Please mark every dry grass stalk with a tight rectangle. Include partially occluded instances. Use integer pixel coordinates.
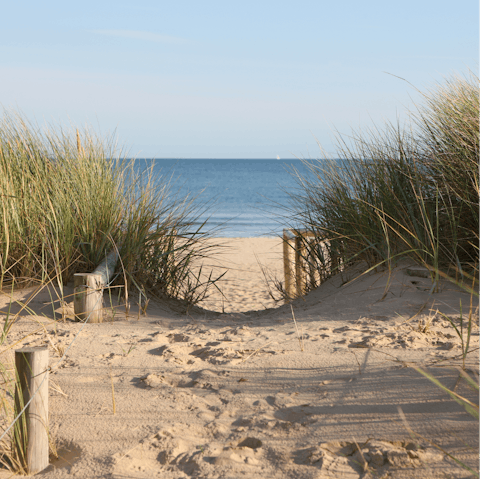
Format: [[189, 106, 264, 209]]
[[351, 436, 369, 473], [290, 305, 305, 352], [110, 367, 116, 415], [240, 340, 275, 364]]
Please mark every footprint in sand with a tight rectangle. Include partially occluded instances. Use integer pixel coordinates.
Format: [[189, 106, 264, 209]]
[[112, 431, 203, 477], [214, 438, 263, 467], [252, 398, 271, 409], [95, 352, 121, 362], [265, 393, 297, 409], [152, 340, 276, 365], [48, 442, 82, 473], [112, 429, 267, 477], [349, 326, 463, 350], [140, 369, 222, 392], [295, 440, 444, 477], [168, 332, 192, 343]]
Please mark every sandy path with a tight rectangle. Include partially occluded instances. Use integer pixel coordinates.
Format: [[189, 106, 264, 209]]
[[196, 237, 283, 313], [0, 239, 478, 478]]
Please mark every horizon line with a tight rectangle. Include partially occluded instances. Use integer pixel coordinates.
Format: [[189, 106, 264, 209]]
[[130, 157, 317, 160]]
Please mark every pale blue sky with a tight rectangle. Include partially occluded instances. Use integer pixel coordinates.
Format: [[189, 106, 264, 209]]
[[2, 1, 478, 158]]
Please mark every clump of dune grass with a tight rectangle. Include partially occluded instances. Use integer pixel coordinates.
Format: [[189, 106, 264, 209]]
[[284, 71, 478, 292], [0, 109, 222, 305], [281, 72, 479, 476], [0, 110, 223, 474]]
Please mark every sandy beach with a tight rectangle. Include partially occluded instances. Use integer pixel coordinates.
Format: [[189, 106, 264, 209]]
[[196, 237, 284, 313], [0, 237, 478, 478]]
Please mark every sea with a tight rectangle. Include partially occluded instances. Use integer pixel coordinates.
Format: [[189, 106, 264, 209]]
[[133, 159, 312, 238]]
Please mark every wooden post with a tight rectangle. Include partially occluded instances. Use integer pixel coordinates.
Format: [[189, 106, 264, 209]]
[[331, 250, 338, 273], [73, 247, 120, 322], [308, 249, 317, 290], [284, 229, 320, 299], [283, 229, 294, 300], [301, 230, 319, 291], [295, 234, 306, 296], [14, 347, 49, 474], [74, 273, 103, 322]]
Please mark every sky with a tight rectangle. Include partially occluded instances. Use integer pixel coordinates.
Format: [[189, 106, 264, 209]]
[[1, 1, 478, 159]]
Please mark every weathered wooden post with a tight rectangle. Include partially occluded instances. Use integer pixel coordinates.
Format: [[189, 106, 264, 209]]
[[294, 233, 306, 297], [14, 347, 49, 474], [74, 248, 120, 323], [307, 236, 317, 290], [283, 229, 295, 300], [284, 229, 320, 300], [73, 273, 104, 322]]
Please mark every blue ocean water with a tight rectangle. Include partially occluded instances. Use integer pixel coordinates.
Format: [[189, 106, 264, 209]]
[[134, 159, 311, 237]]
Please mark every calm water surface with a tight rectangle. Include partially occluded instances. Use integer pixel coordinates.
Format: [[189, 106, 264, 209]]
[[134, 159, 312, 237]]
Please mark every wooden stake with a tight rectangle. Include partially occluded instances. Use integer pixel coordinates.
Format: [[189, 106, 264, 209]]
[[284, 229, 318, 299], [14, 347, 49, 474], [295, 235, 306, 296], [308, 250, 317, 289], [74, 273, 103, 322], [283, 230, 294, 300]]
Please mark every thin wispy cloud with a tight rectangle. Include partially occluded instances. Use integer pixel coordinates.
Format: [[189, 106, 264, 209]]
[[93, 30, 188, 45]]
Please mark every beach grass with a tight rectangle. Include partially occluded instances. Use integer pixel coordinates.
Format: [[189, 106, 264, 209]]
[[0, 109, 222, 304], [0, 72, 478, 476], [281, 71, 479, 475], [0, 111, 225, 473], [284, 71, 478, 293]]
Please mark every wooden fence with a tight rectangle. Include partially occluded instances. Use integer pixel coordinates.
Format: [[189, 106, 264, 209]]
[[283, 229, 338, 300]]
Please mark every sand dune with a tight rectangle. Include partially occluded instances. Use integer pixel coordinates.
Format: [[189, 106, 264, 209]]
[[0, 238, 478, 478]]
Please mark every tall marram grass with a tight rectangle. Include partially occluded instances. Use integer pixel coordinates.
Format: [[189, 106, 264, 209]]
[[0, 112, 224, 474], [0, 110, 220, 304], [286, 71, 478, 289], [283, 71, 479, 476]]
